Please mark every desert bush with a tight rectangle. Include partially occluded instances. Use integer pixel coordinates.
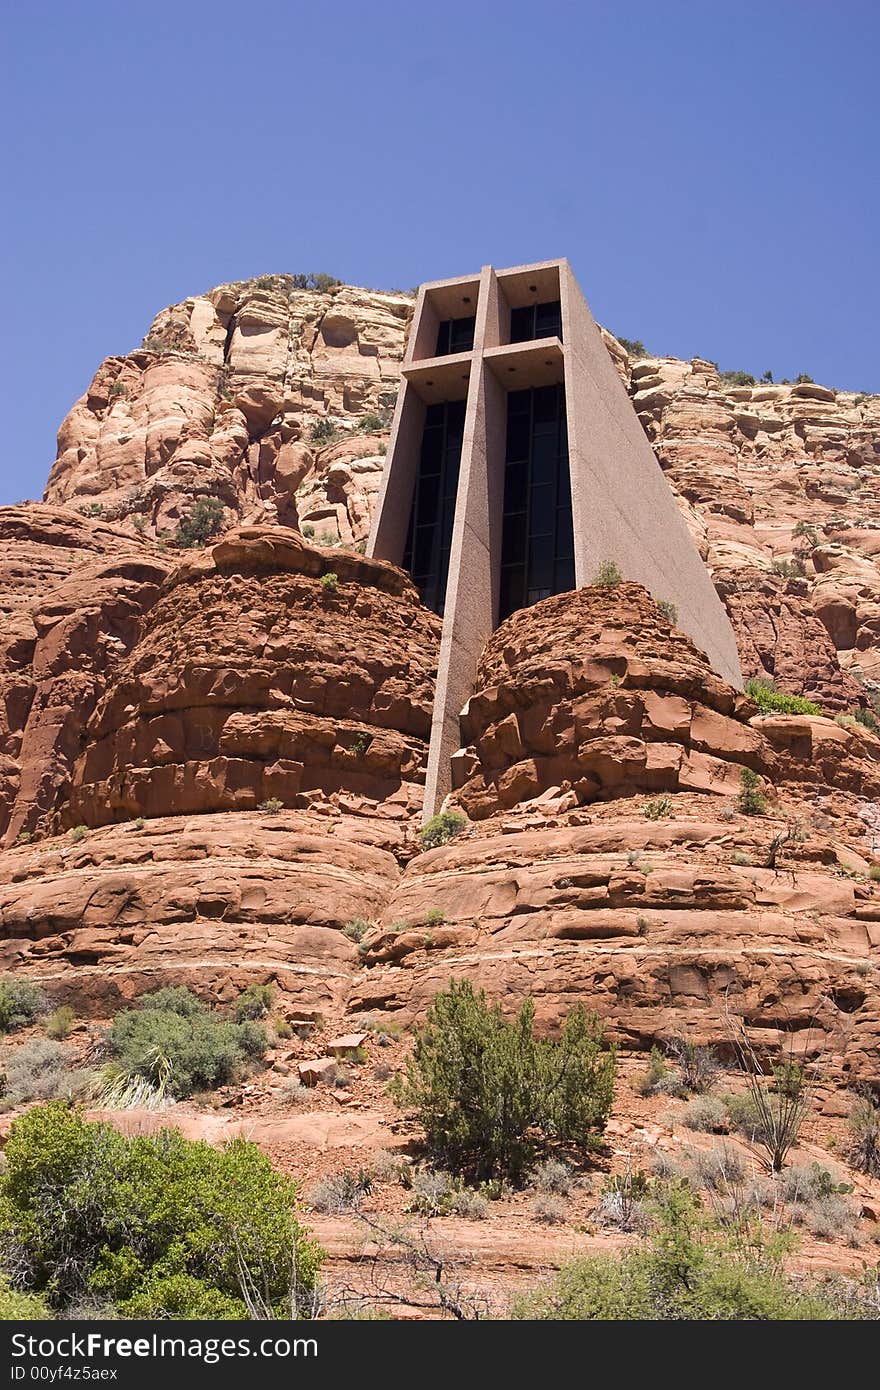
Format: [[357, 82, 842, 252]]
[[45, 1006, 75, 1040], [529, 1158, 573, 1195], [512, 1185, 852, 1320], [121, 1274, 246, 1320], [392, 981, 615, 1181], [309, 419, 338, 445], [656, 600, 678, 626], [232, 984, 273, 1021], [258, 797, 283, 814], [666, 1037, 719, 1093], [0, 1040, 77, 1108], [745, 677, 822, 717], [593, 559, 622, 587], [419, 810, 466, 850], [688, 1143, 747, 1190], [726, 1025, 812, 1172], [0, 1104, 321, 1315], [280, 1079, 309, 1105], [107, 988, 266, 1099], [778, 1163, 851, 1205], [0, 977, 46, 1034], [615, 336, 648, 359], [846, 1093, 880, 1176], [719, 369, 756, 386], [595, 1170, 649, 1231], [307, 1170, 370, 1215], [408, 1168, 454, 1216], [424, 907, 446, 926], [802, 1193, 861, 1243], [320, 572, 339, 594], [344, 918, 369, 942], [683, 1095, 728, 1133], [0, 1275, 51, 1320], [854, 707, 880, 733], [450, 1188, 489, 1220], [737, 767, 767, 816], [175, 496, 225, 549], [69, 825, 88, 841], [637, 1045, 683, 1097], [530, 1194, 567, 1225], [642, 795, 672, 821]]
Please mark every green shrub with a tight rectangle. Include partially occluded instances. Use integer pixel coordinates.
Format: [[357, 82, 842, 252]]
[[45, 1006, 75, 1040], [0, 1275, 51, 1320], [419, 810, 466, 851], [719, 370, 756, 387], [854, 707, 880, 734], [302, 523, 315, 538], [615, 337, 648, 359], [0, 1040, 71, 1107], [642, 795, 672, 821], [636, 1045, 676, 1097], [357, 412, 386, 433], [309, 419, 338, 445], [593, 559, 622, 587], [846, 1093, 880, 1176], [69, 824, 88, 841], [529, 1158, 573, 1195], [174, 496, 226, 549], [424, 907, 446, 926], [795, 373, 814, 384], [233, 984, 273, 1022], [771, 558, 806, 578], [259, 797, 283, 814], [107, 988, 266, 1098], [0, 977, 46, 1033], [0, 1103, 321, 1314], [391, 979, 616, 1180], [108, 380, 128, 399], [512, 1186, 851, 1320], [344, 918, 369, 942], [745, 677, 822, 717], [656, 599, 678, 625], [682, 1095, 727, 1133], [320, 572, 339, 593], [737, 767, 767, 816]]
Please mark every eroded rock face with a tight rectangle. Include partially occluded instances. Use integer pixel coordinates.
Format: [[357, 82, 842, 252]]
[[64, 527, 440, 829], [453, 584, 762, 818], [44, 279, 411, 545], [349, 808, 880, 1085], [0, 505, 172, 844], [0, 811, 400, 1015], [628, 353, 880, 700]]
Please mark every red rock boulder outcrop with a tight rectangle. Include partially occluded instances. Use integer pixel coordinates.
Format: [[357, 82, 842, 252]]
[[64, 527, 440, 828]]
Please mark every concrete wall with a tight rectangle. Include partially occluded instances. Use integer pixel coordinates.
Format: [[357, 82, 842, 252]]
[[560, 262, 742, 687], [370, 259, 743, 819]]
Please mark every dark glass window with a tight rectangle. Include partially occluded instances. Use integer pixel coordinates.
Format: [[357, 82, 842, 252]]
[[402, 400, 466, 615], [510, 300, 563, 344], [435, 316, 476, 356], [499, 383, 574, 621]]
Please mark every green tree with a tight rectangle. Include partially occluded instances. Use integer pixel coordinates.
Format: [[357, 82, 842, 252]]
[[0, 1104, 322, 1316], [392, 980, 615, 1180]]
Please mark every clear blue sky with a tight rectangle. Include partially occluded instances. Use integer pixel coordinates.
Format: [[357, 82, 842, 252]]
[[2, 0, 878, 504]]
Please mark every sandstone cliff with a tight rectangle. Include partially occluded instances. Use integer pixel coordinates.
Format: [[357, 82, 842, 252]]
[[0, 274, 876, 1086]]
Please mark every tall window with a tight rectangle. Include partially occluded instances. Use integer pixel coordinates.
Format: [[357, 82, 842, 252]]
[[402, 401, 466, 615], [510, 299, 562, 344], [435, 316, 475, 355], [499, 385, 574, 621]]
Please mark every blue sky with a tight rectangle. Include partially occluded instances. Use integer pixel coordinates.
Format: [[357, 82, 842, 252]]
[[2, 0, 878, 504]]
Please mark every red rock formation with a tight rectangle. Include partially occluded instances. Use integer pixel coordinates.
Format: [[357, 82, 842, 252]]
[[0, 505, 171, 844], [0, 811, 399, 1016], [64, 527, 440, 829], [44, 279, 412, 545]]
